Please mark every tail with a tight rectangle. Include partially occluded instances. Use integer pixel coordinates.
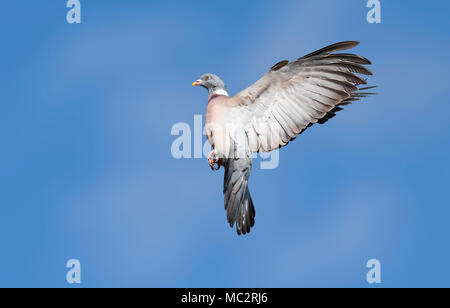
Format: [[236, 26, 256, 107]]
[[223, 157, 255, 235]]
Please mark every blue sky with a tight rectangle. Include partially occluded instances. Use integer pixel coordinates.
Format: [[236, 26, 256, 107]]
[[1, 0, 449, 287]]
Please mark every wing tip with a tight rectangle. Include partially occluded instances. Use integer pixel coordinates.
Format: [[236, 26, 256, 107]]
[[300, 41, 361, 60]]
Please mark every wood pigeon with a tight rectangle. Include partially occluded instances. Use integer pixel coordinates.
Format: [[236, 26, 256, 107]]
[[193, 41, 375, 235]]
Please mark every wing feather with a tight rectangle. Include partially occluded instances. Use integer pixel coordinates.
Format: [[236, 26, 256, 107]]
[[228, 41, 374, 152]]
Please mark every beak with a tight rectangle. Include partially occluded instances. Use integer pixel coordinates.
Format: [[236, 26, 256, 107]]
[[192, 80, 201, 87]]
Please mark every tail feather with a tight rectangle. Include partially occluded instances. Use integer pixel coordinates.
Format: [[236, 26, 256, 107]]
[[223, 157, 255, 235]]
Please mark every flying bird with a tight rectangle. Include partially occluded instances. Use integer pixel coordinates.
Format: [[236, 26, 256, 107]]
[[192, 41, 375, 235]]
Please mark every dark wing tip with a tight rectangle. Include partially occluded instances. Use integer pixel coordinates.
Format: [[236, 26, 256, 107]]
[[358, 86, 377, 91], [299, 41, 361, 60]]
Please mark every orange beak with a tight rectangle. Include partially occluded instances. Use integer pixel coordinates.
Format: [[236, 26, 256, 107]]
[[192, 80, 201, 86]]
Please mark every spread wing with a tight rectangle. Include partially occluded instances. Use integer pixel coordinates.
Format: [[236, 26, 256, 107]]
[[232, 41, 375, 152]]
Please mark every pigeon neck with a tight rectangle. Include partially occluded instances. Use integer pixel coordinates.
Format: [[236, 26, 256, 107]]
[[209, 87, 229, 97]]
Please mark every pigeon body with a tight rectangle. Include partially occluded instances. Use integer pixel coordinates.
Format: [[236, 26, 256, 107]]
[[193, 42, 375, 235], [205, 94, 231, 156]]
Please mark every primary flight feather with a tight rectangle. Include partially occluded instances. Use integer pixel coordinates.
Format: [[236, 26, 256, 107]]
[[193, 41, 375, 235]]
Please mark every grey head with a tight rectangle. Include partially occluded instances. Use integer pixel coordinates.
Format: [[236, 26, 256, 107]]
[[192, 73, 228, 96]]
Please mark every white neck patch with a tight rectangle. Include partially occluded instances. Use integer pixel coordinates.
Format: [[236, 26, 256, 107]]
[[211, 88, 229, 97]]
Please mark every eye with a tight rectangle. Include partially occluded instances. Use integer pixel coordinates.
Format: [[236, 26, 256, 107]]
[[205, 75, 211, 81]]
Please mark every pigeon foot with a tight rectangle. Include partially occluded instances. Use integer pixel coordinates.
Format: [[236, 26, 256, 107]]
[[207, 150, 221, 171]]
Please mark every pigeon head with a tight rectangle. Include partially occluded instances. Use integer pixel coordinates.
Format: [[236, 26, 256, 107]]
[[192, 73, 228, 96]]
